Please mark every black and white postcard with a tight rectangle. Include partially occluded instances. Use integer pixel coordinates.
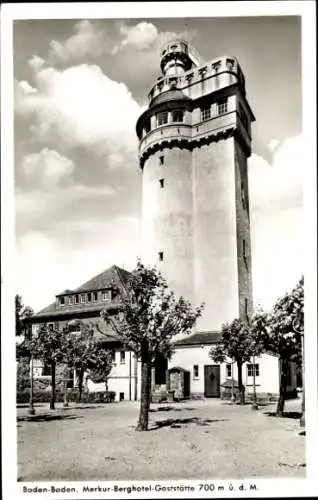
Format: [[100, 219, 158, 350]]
[[1, 2, 317, 499]]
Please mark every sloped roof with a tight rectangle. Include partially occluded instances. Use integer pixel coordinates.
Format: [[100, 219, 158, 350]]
[[56, 265, 131, 295], [32, 265, 130, 321], [150, 89, 191, 108], [174, 331, 220, 346]]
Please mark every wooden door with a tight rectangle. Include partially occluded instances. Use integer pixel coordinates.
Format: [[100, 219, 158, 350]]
[[204, 365, 220, 397]]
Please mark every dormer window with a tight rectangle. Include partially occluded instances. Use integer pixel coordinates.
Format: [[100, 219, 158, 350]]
[[59, 297, 65, 306], [102, 290, 112, 302], [80, 294, 85, 303], [87, 292, 92, 302], [74, 294, 79, 304], [93, 291, 98, 302], [67, 296, 73, 305]]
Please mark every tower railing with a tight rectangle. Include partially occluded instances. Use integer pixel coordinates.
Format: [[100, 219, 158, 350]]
[[148, 56, 244, 104]]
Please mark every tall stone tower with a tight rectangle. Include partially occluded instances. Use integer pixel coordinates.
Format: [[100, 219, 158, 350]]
[[136, 39, 255, 332]]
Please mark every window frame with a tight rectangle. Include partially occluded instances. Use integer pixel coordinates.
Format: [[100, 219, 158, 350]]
[[157, 111, 168, 127], [247, 363, 260, 377], [102, 289, 112, 302], [226, 363, 232, 378], [158, 251, 164, 262], [120, 351, 126, 364], [159, 178, 165, 188], [201, 106, 211, 121], [217, 98, 228, 115], [193, 364, 199, 379], [171, 109, 184, 123]]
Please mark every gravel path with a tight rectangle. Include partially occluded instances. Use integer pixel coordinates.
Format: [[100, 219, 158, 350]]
[[17, 398, 305, 481]]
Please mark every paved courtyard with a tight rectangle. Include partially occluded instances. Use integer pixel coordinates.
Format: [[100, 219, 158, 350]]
[[17, 398, 305, 481]]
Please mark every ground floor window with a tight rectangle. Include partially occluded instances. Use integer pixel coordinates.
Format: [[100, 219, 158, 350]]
[[247, 363, 259, 377], [226, 363, 232, 378], [193, 365, 199, 379]]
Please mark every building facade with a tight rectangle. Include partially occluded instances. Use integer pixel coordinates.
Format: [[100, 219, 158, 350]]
[[136, 39, 254, 332], [29, 265, 142, 403], [27, 264, 297, 402]]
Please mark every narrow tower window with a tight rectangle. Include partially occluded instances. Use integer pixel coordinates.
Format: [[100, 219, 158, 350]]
[[158, 251, 164, 262], [159, 155, 164, 165], [159, 178, 165, 188], [157, 111, 168, 126], [201, 106, 211, 121], [245, 298, 249, 320], [217, 98, 228, 115], [171, 110, 184, 123], [241, 180, 246, 209], [242, 239, 247, 260]]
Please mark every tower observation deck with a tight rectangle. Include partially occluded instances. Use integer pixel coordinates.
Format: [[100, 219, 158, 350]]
[[136, 40, 255, 332]]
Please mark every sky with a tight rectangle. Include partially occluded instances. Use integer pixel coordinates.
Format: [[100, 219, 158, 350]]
[[13, 15, 304, 313]]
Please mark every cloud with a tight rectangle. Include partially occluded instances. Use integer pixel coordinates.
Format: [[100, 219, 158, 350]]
[[16, 215, 141, 311], [15, 63, 142, 169], [28, 55, 45, 71], [248, 134, 303, 309], [116, 22, 159, 52], [44, 20, 192, 92], [268, 138, 280, 153], [248, 134, 303, 212], [49, 20, 110, 63], [18, 80, 37, 94], [21, 148, 75, 190], [15, 181, 117, 237]]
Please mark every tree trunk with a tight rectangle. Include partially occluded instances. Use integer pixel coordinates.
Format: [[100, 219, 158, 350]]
[[63, 365, 69, 407], [78, 368, 84, 403], [136, 346, 151, 431], [237, 361, 245, 405], [276, 357, 288, 417], [50, 361, 56, 410]]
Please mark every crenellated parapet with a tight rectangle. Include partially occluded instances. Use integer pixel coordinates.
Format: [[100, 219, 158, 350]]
[[136, 42, 254, 170], [148, 55, 245, 105]]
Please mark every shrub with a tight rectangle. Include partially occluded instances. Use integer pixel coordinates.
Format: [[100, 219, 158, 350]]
[[16, 358, 30, 392], [17, 390, 116, 404]]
